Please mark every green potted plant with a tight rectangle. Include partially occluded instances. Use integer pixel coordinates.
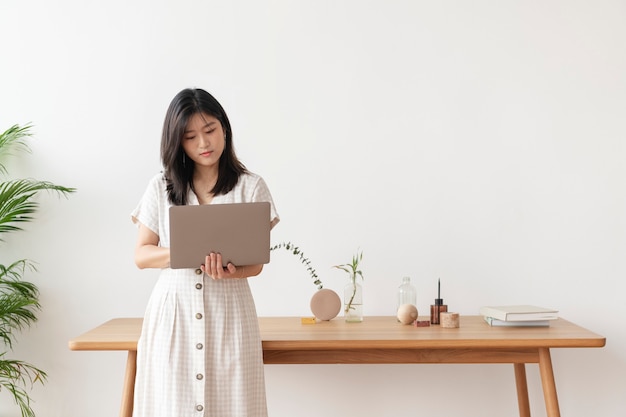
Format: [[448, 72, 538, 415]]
[[334, 250, 364, 322], [270, 242, 341, 320], [0, 124, 75, 417]]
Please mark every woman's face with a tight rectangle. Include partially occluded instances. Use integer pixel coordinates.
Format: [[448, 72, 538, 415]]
[[181, 112, 226, 171]]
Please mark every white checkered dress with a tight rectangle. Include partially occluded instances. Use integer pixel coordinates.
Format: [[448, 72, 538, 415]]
[[131, 172, 279, 417]]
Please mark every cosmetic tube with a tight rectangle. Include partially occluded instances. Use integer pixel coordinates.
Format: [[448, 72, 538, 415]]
[[430, 299, 448, 325]]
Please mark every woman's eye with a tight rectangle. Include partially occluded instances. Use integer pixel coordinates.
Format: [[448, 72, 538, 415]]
[[205, 129, 215, 135], [184, 136, 195, 140]]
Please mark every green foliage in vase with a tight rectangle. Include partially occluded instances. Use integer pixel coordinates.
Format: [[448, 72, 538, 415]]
[[333, 250, 364, 313], [270, 242, 323, 290], [0, 124, 75, 417]]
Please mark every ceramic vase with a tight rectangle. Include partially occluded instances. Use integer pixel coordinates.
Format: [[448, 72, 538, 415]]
[[310, 288, 341, 321]]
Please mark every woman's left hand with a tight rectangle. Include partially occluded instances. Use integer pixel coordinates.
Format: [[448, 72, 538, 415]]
[[201, 252, 238, 279]]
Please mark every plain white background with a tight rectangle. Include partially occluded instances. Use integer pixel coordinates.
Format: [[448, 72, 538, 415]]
[[1, 1, 625, 416]]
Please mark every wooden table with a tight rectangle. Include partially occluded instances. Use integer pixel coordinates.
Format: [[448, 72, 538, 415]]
[[69, 316, 605, 417]]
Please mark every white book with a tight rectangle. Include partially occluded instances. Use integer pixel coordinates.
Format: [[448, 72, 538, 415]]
[[479, 305, 558, 322], [484, 316, 551, 327]]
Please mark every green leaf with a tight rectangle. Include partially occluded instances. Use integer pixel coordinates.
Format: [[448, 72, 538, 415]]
[[0, 179, 75, 239], [0, 123, 74, 417], [0, 125, 32, 176], [333, 249, 364, 281], [0, 261, 40, 350], [0, 354, 47, 417]]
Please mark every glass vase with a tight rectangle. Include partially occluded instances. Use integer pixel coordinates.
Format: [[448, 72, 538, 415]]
[[344, 276, 363, 322]]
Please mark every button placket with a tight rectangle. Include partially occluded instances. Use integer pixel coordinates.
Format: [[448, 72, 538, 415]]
[[191, 269, 206, 415]]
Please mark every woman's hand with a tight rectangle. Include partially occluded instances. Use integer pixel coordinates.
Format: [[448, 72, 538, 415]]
[[200, 253, 263, 279], [201, 252, 238, 279]]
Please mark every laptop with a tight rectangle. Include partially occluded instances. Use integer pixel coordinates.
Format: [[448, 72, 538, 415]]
[[169, 202, 271, 269]]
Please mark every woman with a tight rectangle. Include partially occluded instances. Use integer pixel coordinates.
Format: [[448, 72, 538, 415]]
[[131, 88, 279, 417]]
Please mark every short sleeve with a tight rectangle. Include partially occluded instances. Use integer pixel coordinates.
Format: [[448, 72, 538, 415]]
[[131, 174, 164, 235], [251, 176, 280, 229]]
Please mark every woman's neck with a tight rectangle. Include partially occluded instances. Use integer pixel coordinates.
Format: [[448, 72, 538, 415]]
[[193, 167, 219, 204]]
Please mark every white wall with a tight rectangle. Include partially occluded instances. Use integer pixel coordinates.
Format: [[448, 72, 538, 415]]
[[1, 1, 625, 416]]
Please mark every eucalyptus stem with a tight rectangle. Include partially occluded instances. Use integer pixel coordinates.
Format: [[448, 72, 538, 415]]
[[270, 242, 323, 290]]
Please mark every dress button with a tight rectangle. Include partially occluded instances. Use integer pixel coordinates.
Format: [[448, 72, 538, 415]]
[[196, 404, 204, 411], [196, 373, 204, 380], [196, 343, 203, 350], [195, 283, 202, 290], [195, 268, 202, 275], [196, 313, 203, 319]]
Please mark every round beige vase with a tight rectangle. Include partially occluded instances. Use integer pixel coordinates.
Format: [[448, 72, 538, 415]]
[[309, 288, 341, 321]]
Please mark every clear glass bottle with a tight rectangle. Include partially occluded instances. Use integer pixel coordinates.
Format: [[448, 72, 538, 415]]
[[344, 275, 363, 322], [397, 276, 417, 314]]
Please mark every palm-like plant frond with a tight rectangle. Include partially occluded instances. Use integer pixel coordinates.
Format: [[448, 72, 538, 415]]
[[0, 261, 40, 349], [0, 179, 75, 238], [0, 125, 32, 176], [0, 353, 47, 417], [0, 124, 72, 417]]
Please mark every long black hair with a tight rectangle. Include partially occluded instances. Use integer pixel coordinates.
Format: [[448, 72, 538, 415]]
[[160, 88, 247, 205]]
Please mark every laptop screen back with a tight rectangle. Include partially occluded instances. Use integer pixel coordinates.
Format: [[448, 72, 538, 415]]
[[169, 202, 271, 269]]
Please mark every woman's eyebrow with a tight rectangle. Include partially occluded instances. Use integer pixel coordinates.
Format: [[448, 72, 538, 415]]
[[185, 121, 216, 133]]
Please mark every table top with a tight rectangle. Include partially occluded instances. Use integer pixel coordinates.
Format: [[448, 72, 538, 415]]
[[68, 316, 605, 352]]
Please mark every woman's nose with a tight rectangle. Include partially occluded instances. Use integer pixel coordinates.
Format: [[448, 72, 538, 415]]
[[199, 134, 211, 147]]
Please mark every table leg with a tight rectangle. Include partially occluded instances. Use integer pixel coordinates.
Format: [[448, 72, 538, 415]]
[[119, 350, 137, 417], [514, 363, 531, 417], [538, 348, 560, 417]]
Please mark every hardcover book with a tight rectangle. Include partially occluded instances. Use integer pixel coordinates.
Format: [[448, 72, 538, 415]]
[[483, 316, 551, 327], [479, 305, 558, 322]]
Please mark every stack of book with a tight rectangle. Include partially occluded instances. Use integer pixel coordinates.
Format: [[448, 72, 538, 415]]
[[479, 305, 559, 327]]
